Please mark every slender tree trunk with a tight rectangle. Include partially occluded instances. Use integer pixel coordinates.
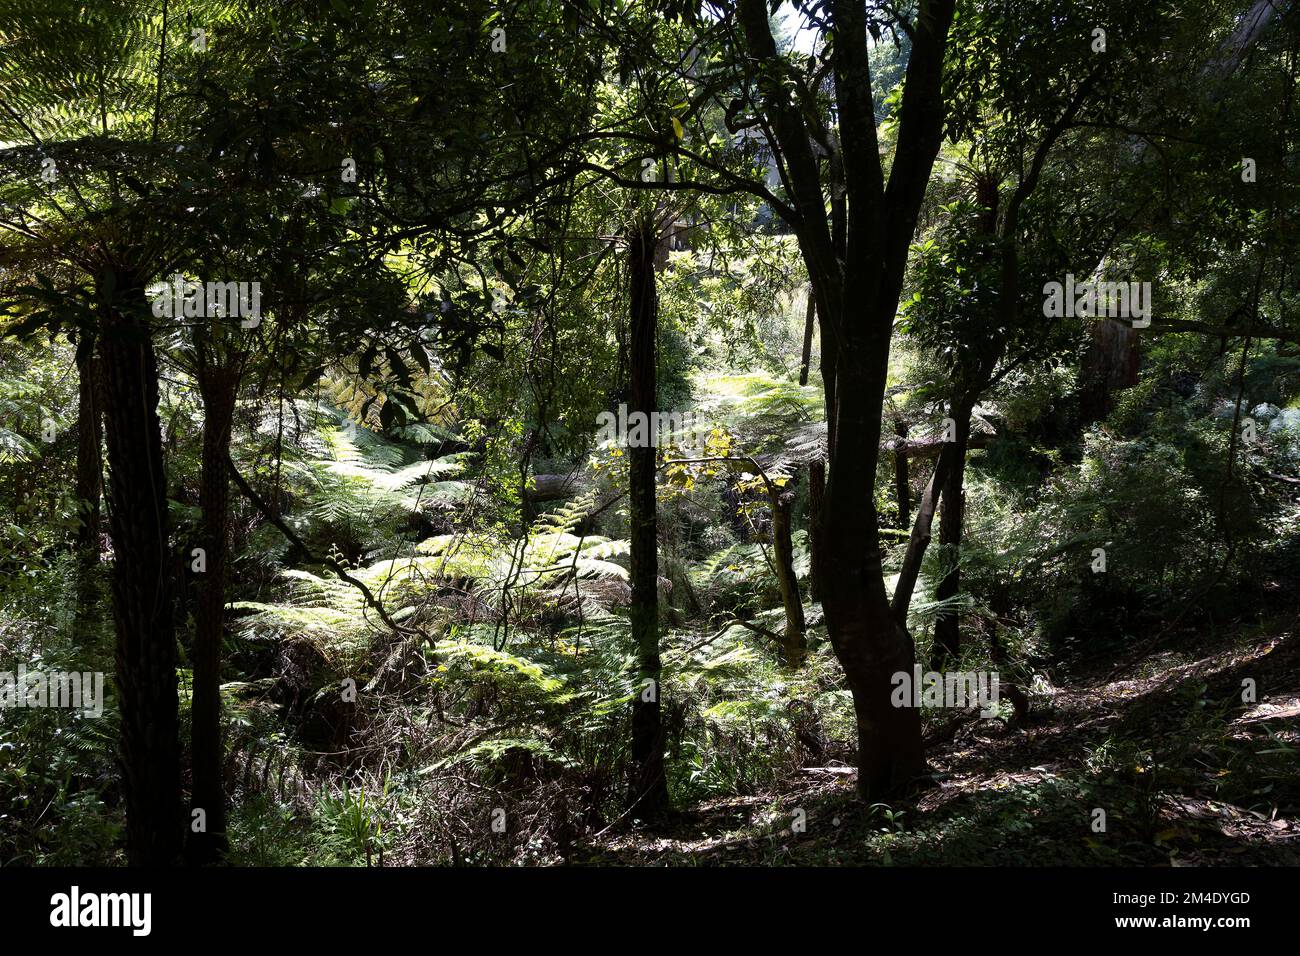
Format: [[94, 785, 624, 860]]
[[893, 420, 910, 528], [932, 398, 972, 667], [807, 460, 824, 603], [927, 180, 999, 667], [798, 284, 816, 387], [187, 361, 239, 865], [98, 281, 183, 866], [769, 483, 806, 665], [893, 445, 954, 628], [73, 332, 103, 641], [626, 214, 669, 816], [74, 333, 103, 551]]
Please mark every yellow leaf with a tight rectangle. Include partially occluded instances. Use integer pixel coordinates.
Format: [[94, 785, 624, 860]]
[[671, 116, 684, 140]]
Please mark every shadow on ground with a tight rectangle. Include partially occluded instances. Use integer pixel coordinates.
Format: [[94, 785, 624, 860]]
[[577, 613, 1300, 865]]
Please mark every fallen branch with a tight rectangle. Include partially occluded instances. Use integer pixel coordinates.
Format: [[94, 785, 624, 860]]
[[883, 431, 991, 460]]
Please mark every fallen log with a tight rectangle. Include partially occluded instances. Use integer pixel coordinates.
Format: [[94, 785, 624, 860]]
[[884, 431, 992, 460], [526, 472, 578, 502]]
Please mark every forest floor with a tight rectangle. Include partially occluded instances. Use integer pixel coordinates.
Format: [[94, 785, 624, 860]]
[[579, 611, 1300, 866]]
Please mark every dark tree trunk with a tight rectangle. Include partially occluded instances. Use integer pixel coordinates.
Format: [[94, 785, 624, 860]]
[[1079, 318, 1141, 423], [736, 0, 956, 800], [821, 361, 926, 799], [187, 361, 239, 865], [807, 460, 824, 603], [626, 214, 669, 816], [73, 332, 103, 640], [799, 284, 816, 387], [927, 178, 999, 667], [98, 281, 183, 866], [932, 399, 972, 667], [893, 420, 910, 528], [770, 482, 806, 665]]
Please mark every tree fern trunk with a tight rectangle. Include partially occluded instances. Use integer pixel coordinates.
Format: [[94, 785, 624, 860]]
[[98, 278, 183, 866], [188, 360, 239, 864], [932, 397, 972, 668], [626, 213, 669, 816], [770, 482, 806, 665]]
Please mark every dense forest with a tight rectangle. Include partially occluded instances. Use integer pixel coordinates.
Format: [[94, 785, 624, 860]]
[[0, 0, 1297, 886]]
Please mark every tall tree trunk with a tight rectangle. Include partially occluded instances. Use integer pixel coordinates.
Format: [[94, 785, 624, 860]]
[[821, 359, 925, 799], [770, 482, 806, 665], [626, 214, 669, 816], [736, 0, 956, 801], [73, 331, 103, 641], [806, 460, 824, 603], [932, 398, 973, 667], [187, 360, 239, 865], [927, 178, 999, 667], [98, 280, 183, 866]]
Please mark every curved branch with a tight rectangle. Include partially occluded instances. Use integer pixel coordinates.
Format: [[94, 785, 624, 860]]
[[226, 454, 423, 639]]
